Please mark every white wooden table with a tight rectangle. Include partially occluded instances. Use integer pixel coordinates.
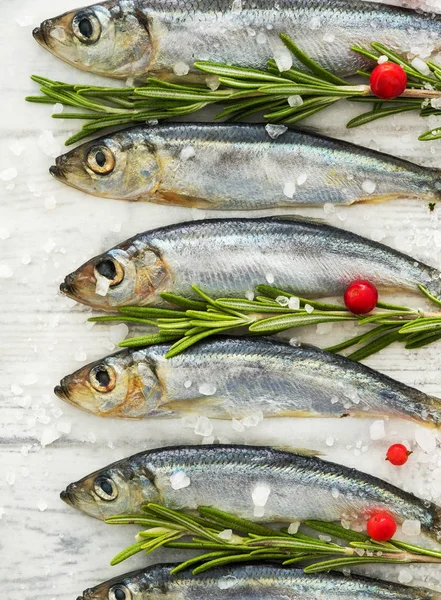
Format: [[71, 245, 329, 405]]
[[2, 1, 441, 598]]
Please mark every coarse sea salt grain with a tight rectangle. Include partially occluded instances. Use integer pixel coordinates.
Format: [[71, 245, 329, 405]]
[[170, 470, 190, 490], [252, 482, 271, 508], [57, 420, 72, 434], [0, 167, 18, 181], [276, 295, 289, 307], [40, 427, 60, 447], [326, 435, 335, 447], [288, 296, 300, 310], [75, 350, 87, 362], [218, 529, 233, 540], [206, 75, 220, 91], [23, 373, 38, 386], [362, 180, 376, 194], [265, 272, 275, 284], [297, 173, 308, 186], [95, 273, 111, 297], [0, 228, 9, 240], [180, 145, 196, 161], [242, 410, 263, 427], [194, 416, 214, 437], [370, 419, 385, 440], [198, 383, 217, 396], [256, 32, 267, 44], [38, 499, 48, 512], [431, 98, 441, 110], [16, 14, 34, 26], [288, 521, 300, 534], [38, 130, 61, 158], [377, 55, 389, 64], [398, 570, 413, 584], [323, 32, 335, 43], [288, 95, 303, 107], [411, 57, 431, 76], [44, 196, 57, 210], [52, 103, 64, 115], [173, 61, 190, 76], [283, 181, 296, 198], [305, 303, 314, 314], [265, 124, 287, 139], [11, 384, 23, 396], [0, 265, 14, 278], [10, 141, 25, 156], [415, 427, 437, 452], [309, 16, 321, 29], [274, 47, 293, 72], [402, 519, 421, 537], [109, 323, 129, 344], [218, 575, 238, 590]]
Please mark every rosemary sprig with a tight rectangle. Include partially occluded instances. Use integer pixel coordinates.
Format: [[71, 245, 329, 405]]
[[106, 503, 441, 575], [26, 37, 441, 145], [89, 283, 441, 360]]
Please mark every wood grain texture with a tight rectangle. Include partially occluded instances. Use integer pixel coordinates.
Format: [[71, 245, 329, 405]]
[[1, 0, 441, 598]]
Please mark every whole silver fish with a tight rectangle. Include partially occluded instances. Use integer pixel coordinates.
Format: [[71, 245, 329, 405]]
[[54, 337, 441, 428], [78, 564, 441, 600], [33, 0, 441, 79], [60, 217, 441, 310], [50, 124, 441, 209], [60, 444, 441, 539]]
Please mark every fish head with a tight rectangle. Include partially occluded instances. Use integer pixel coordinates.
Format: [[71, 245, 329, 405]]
[[50, 132, 161, 201], [55, 350, 163, 418], [79, 569, 148, 600], [33, 2, 152, 79], [61, 457, 159, 519], [60, 238, 171, 309]]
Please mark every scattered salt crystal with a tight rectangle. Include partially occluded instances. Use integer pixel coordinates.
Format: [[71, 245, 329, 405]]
[[265, 124, 287, 139], [288, 296, 300, 310], [41, 428, 60, 447], [198, 383, 217, 396], [205, 75, 220, 91], [319, 534, 332, 542], [38, 499, 48, 512], [341, 519, 351, 530], [170, 470, 190, 490], [415, 427, 437, 452], [242, 411, 263, 427], [276, 295, 289, 306], [0, 167, 18, 181], [111, 222, 122, 233], [21, 254, 31, 265], [11, 384, 23, 396], [398, 569, 413, 584], [10, 141, 25, 156], [181, 414, 199, 428], [17, 395, 32, 409], [323, 32, 335, 43], [326, 435, 335, 447], [245, 290, 255, 301], [109, 323, 129, 344], [411, 57, 431, 76], [52, 103, 64, 115], [180, 146, 196, 161], [331, 488, 340, 499], [44, 196, 57, 210], [256, 32, 267, 44], [283, 181, 296, 199], [57, 420, 72, 434], [184, 380, 192, 389], [16, 14, 34, 26], [194, 416, 214, 437], [289, 338, 300, 347], [362, 180, 376, 195], [274, 47, 293, 72], [218, 529, 233, 540], [288, 95, 303, 107], [377, 55, 389, 64], [402, 519, 421, 537], [44, 239, 56, 254], [173, 62, 190, 76], [0, 228, 9, 240], [288, 521, 300, 534], [252, 482, 271, 508], [331, 396, 339, 405], [51, 406, 63, 419], [38, 130, 61, 158], [265, 272, 275, 284], [370, 420, 385, 440], [354, 548, 365, 556], [297, 173, 308, 186], [218, 575, 238, 590], [232, 419, 245, 432], [75, 350, 87, 362], [6, 472, 15, 486], [304, 303, 314, 314], [95, 273, 111, 297], [431, 98, 441, 110], [23, 373, 38, 386], [309, 16, 321, 29]]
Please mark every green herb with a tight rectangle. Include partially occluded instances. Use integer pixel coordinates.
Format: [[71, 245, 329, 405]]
[[106, 503, 441, 574], [89, 283, 441, 360], [26, 37, 441, 145]]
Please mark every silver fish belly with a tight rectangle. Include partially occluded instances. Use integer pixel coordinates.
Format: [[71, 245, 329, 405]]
[[60, 217, 441, 310], [78, 564, 441, 600], [60, 445, 441, 538], [50, 124, 441, 208], [54, 338, 441, 427], [33, 0, 441, 79]]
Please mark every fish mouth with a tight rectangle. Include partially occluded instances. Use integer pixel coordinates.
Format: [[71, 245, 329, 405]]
[[60, 278, 78, 299], [33, 24, 49, 49], [50, 164, 66, 182], [60, 488, 75, 507], [54, 383, 70, 403]]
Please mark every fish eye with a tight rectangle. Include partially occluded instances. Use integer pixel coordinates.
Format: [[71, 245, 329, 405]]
[[109, 585, 131, 600], [90, 364, 116, 393], [94, 476, 118, 501], [72, 11, 101, 44], [87, 146, 115, 175], [95, 258, 124, 286]]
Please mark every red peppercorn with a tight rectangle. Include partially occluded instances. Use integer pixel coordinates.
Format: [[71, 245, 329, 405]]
[[370, 62, 408, 101], [367, 513, 397, 542], [386, 443, 412, 466], [344, 280, 378, 314]]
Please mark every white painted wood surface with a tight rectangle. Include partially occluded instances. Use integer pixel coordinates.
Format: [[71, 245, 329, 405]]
[[2, 1, 441, 598]]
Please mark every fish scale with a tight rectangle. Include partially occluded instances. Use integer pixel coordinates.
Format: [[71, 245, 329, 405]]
[[51, 124, 441, 208], [61, 444, 441, 540], [78, 564, 441, 600], [34, 0, 441, 79]]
